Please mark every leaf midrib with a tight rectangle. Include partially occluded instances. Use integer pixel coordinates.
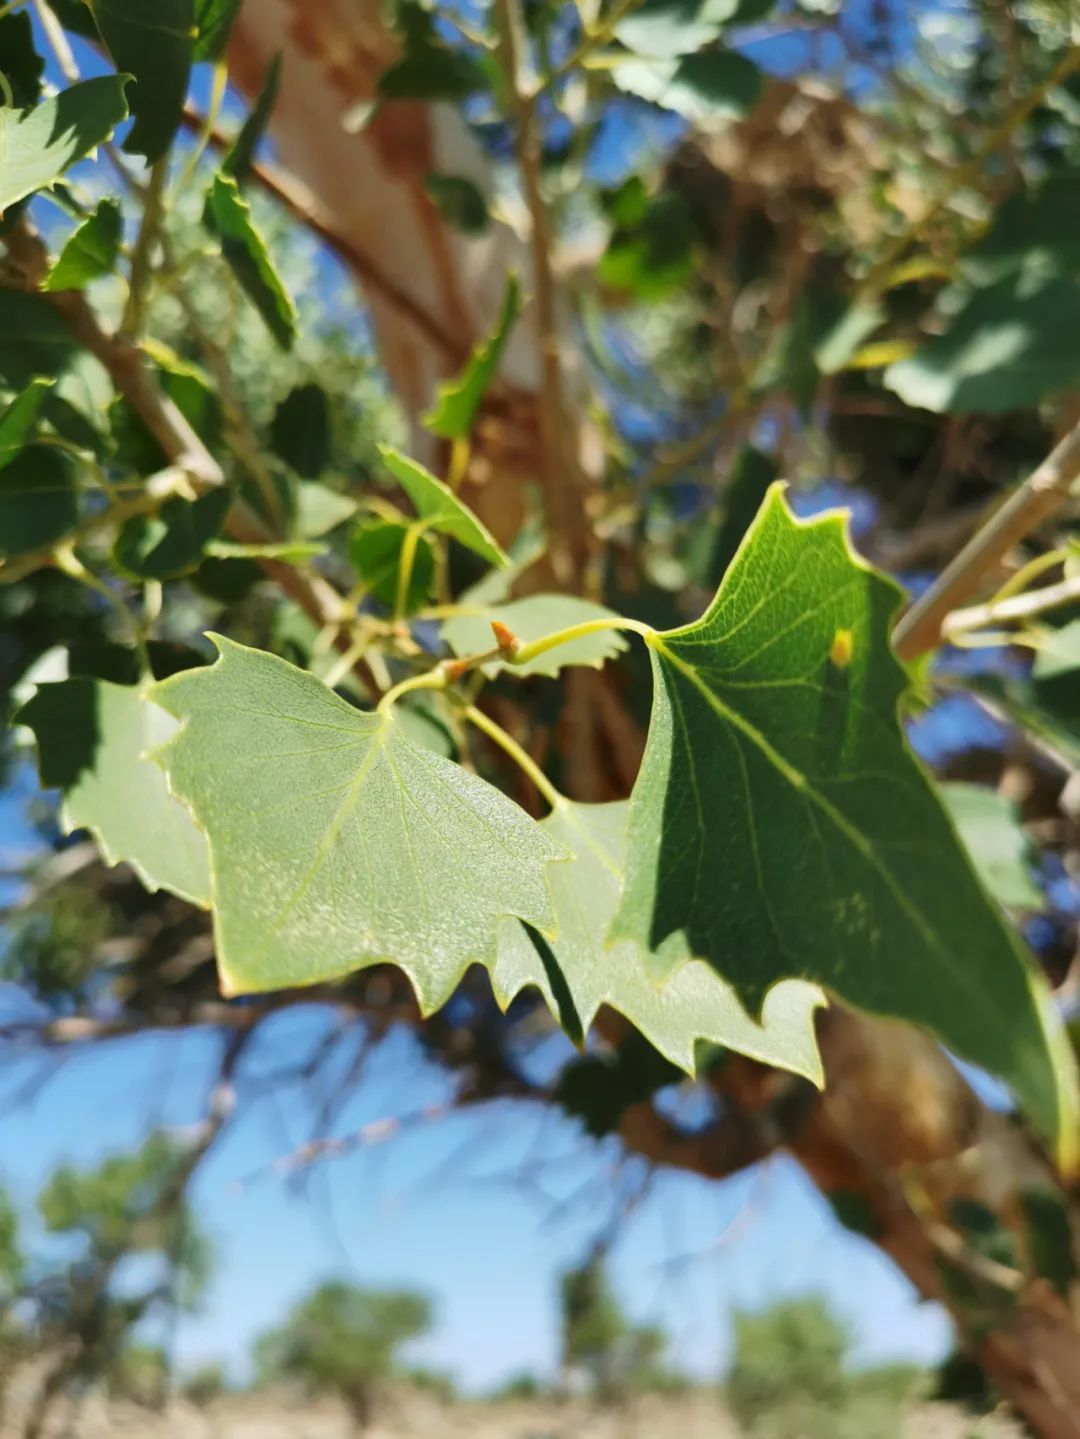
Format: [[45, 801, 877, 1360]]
[[650, 635, 1016, 1029]]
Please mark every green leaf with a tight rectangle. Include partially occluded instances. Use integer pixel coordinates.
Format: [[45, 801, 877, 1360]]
[[941, 783, 1042, 911], [39, 0, 99, 39], [350, 517, 435, 612], [379, 446, 508, 567], [1030, 619, 1080, 730], [221, 52, 280, 183], [42, 198, 123, 292], [0, 11, 44, 106], [597, 192, 696, 301], [113, 488, 233, 580], [152, 638, 566, 1004], [0, 377, 54, 466], [884, 273, 1080, 414], [424, 174, 490, 236], [0, 446, 78, 556], [813, 301, 886, 374], [271, 382, 329, 479], [110, 348, 222, 470], [492, 801, 825, 1080], [612, 52, 761, 125], [616, 0, 743, 56], [612, 485, 1078, 1160], [379, 45, 488, 102], [0, 291, 78, 387], [423, 276, 521, 441], [194, 0, 240, 61], [87, 0, 192, 163], [203, 174, 297, 350], [0, 76, 130, 215], [18, 678, 211, 907], [962, 174, 1080, 288], [294, 480, 358, 538], [206, 538, 325, 563], [442, 595, 628, 678]]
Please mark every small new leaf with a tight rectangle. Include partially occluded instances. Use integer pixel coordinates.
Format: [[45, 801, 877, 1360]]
[[18, 679, 211, 907], [379, 445, 507, 567], [0, 378, 54, 466], [43, 199, 123, 291], [424, 275, 521, 440], [203, 174, 297, 350], [152, 639, 566, 1006], [612, 484, 1077, 1161], [493, 801, 825, 1080]]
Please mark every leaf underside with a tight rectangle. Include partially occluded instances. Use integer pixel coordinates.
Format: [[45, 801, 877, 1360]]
[[152, 638, 566, 1008], [18, 678, 211, 907], [612, 484, 1077, 1158]]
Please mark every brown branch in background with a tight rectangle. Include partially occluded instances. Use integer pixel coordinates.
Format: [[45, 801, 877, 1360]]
[[893, 417, 1080, 659], [1, 221, 381, 695]]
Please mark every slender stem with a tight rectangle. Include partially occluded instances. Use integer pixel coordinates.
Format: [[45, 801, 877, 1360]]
[[53, 545, 151, 674], [322, 637, 371, 692], [121, 157, 169, 338], [376, 668, 448, 714], [176, 59, 227, 195], [462, 704, 562, 812], [447, 436, 470, 492], [33, 0, 79, 83], [494, 0, 585, 583], [510, 615, 653, 667], [945, 573, 1080, 638], [988, 545, 1067, 605], [394, 520, 427, 622], [0, 73, 13, 109], [893, 416, 1080, 660]]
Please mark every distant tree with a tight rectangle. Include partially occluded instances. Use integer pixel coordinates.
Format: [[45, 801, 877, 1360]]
[[403, 1365, 457, 1404], [106, 1344, 168, 1407], [559, 1257, 682, 1403], [253, 1281, 433, 1435], [0, 1188, 26, 1428], [181, 1362, 230, 1407], [489, 1372, 546, 1403], [17, 1135, 211, 1439], [726, 1297, 923, 1439]]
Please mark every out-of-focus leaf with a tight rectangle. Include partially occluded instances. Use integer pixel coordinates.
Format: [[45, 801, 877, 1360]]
[[442, 595, 627, 678], [612, 52, 761, 125], [424, 275, 520, 440], [379, 446, 508, 567], [613, 485, 1078, 1162], [42, 199, 123, 291], [153, 638, 566, 1003], [424, 174, 490, 235], [206, 539, 325, 563], [885, 273, 1080, 414], [110, 356, 222, 470], [0, 291, 78, 387], [597, 192, 696, 300], [194, 0, 241, 61], [0, 378, 54, 466], [113, 488, 233, 580], [0, 446, 77, 556], [39, 0, 99, 38], [616, 0, 742, 57], [0, 11, 44, 105], [963, 174, 1080, 287], [294, 481, 358, 538], [1031, 620, 1080, 729], [379, 44, 487, 102], [203, 174, 298, 350], [270, 382, 330, 478], [813, 301, 886, 374], [191, 555, 261, 602], [18, 678, 211, 906], [493, 801, 825, 1079], [0, 76, 129, 214], [350, 517, 435, 612], [221, 52, 280, 182], [941, 783, 1042, 910], [87, 0, 192, 162], [1019, 1188, 1077, 1298]]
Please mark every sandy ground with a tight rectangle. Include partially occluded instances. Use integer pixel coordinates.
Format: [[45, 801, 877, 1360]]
[[0, 1379, 1024, 1439]]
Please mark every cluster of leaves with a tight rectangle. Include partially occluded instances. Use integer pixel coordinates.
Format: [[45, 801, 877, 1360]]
[[2, 0, 1079, 1179]]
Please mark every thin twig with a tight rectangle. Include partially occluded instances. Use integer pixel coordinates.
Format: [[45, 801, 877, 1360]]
[[893, 418, 1080, 659], [944, 572, 1080, 637]]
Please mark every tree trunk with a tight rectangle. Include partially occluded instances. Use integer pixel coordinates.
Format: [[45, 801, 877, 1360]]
[[225, 6, 1080, 1433]]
